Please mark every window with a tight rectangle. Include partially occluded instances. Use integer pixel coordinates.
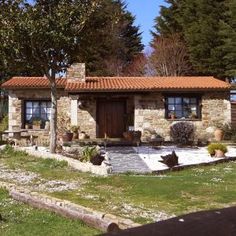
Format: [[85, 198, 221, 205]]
[[230, 91, 236, 103], [24, 101, 51, 127], [165, 96, 200, 119]]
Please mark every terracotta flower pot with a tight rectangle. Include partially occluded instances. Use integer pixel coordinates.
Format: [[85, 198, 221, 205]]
[[62, 132, 73, 142], [214, 149, 225, 158], [214, 129, 224, 142], [79, 132, 86, 140], [73, 132, 78, 140]]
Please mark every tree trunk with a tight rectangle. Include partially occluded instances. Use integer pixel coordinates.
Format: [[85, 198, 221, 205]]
[[49, 72, 57, 153]]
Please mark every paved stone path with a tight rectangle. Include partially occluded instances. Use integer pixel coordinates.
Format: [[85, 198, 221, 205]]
[[107, 147, 151, 174]]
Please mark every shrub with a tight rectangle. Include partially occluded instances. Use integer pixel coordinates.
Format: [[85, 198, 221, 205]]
[[80, 146, 98, 163], [170, 122, 194, 145], [0, 115, 8, 132], [207, 143, 228, 156], [221, 123, 236, 141]]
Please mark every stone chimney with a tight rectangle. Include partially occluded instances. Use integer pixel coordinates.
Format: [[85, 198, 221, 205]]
[[67, 63, 86, 82]]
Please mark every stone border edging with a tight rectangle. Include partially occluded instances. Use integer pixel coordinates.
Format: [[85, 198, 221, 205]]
[[152, 156, 236, 175], [15, 147, 112, 176], [0, 181, 140, 232]]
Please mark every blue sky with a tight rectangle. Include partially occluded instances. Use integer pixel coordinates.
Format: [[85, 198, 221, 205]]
[[126, 0, 166, 47]]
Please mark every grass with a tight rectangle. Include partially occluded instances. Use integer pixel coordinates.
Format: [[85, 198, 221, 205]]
[[0, 188, 100, 236], [1, 145, 236, 224]]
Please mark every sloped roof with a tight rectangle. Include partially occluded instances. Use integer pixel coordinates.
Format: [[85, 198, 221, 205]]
[[1, 77, 66, 89], [65, 76, 230, 92], [1, 76, 230, 92]]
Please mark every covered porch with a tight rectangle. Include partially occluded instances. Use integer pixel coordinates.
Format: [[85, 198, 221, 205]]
[[70, 93, 136, 140]]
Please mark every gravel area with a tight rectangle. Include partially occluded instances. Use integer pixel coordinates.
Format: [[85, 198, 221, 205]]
[[0, 163, 81, 193]]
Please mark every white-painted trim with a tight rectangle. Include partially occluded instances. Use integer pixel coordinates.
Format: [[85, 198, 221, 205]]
[[71, 99, 78, 125]]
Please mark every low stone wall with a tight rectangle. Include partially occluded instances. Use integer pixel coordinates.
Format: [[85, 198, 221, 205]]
[[0, 181, 140, 232], [15, 147, 112, 176]]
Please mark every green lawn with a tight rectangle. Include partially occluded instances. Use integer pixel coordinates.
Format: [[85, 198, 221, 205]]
[[1, 145, 236, 224], [0, 188, 100, 236]]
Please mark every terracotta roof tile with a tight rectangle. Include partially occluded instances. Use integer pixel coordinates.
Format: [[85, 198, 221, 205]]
[[1, 76, 230, 92], [1, 77, 66, 89], [65, 76, 230, 92]]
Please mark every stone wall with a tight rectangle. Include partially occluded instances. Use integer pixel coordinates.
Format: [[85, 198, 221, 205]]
[[8, 89, 70, 142], [134, 92, 231, 141], [77, 99, 97, 138]]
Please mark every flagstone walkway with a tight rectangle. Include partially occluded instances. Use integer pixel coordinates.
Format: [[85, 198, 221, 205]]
[[107, 147, 151, 174]]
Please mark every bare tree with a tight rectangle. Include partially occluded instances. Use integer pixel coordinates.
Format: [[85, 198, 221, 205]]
[[123, 53, 147, 76], [150, 34, 191, 76]]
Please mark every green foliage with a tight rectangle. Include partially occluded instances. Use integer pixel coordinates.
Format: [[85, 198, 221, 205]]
[[170, 122, 195, 145], [207, 143, 228, 155], [153, 0, 235, 78], [81, 146, 98, 163], [78, 0, 144, 76], [218, 0, 236, 77], [0, 0, 99, 77], [0, 145, 28, 157], [40, 158, 68, 169], [0, 115, 8, 132], [0, 189, 99, 235]]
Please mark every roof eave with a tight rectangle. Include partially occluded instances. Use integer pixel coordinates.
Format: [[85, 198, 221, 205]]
[[66, 87, 231, 93]]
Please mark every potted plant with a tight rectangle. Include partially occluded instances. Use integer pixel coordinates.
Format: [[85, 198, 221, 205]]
[[169, 111, 176, 120], [32, 118, 41, 129], [79, 131, 86, 140], [71, 125, 80, 140], [25, 123, 31, 129], [214, 124, 224, 141], [207, 143, 228, 158], [62, 129, 73, 142]]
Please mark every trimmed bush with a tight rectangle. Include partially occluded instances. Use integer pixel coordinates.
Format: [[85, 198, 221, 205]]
[[207, 143, 228, 156], [170, 122, 194, 145]]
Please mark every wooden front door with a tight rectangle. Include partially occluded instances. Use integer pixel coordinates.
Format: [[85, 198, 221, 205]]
[[97, 100, 126, 138]]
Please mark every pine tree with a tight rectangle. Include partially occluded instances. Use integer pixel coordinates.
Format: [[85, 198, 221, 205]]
[[153, 0, 183, 36], [219, 0, 236, 77], [153, 0, 228, 78], [77, 0, 144, 76]]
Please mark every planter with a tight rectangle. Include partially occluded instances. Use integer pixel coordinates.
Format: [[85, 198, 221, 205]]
[[62, 132, 73, 142], [73, 132, 78, 140], [214, 128, 224, 141], [214, 149, 225, 158], [33, 125, 41, 130], [25, 124, 31, 129], [79, 132, 86, 140], [44, 121, 50, 130], [170, 114, 175, 120]]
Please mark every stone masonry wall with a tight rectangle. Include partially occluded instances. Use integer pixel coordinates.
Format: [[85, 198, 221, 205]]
[[134, 92, 231, 141], [8, 89, 70, 142], [77, 99, 97, 138]]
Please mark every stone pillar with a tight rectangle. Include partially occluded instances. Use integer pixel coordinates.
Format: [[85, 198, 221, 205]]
[[67, 63, 86, 82], [71, 96, 78, 126], [8, 91, 22, 130]]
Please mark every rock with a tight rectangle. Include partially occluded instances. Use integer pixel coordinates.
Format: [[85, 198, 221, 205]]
[[159, 151, 179, 168], [90, 154, 104, 166]]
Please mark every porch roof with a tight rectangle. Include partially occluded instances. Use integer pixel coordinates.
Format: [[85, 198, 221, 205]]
[[1, 76, 230, 92]]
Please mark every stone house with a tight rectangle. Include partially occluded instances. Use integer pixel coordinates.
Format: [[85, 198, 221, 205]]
[[1, 63, 231, 142]]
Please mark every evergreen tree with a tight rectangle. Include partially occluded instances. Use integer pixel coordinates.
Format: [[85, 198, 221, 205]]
[[77, 0, 144, 76], [153, 0, 183, 36], [153, 0, 228, 78], [219, 0, 236, 77]]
